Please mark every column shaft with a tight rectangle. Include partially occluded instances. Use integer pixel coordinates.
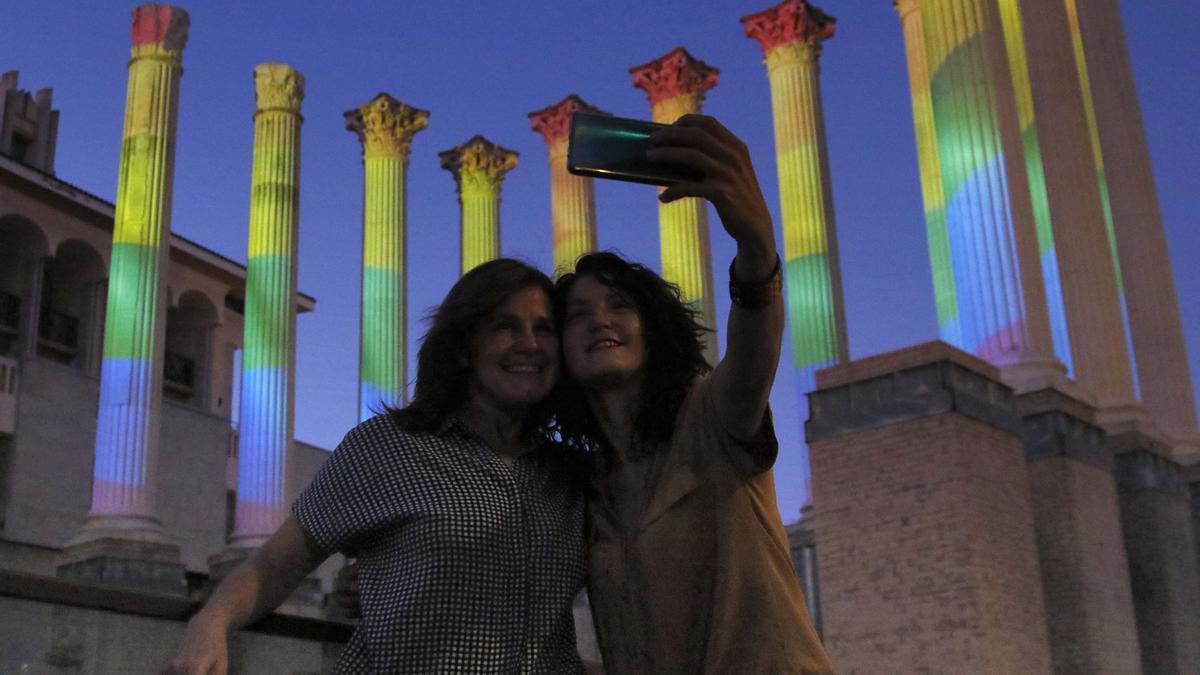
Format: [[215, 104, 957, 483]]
[[920, 0, 1062, 389], [896, 0, 960, 347], [346, 95, 427, 421], [529, 96, 603, 277], [231, 63, 303, 548], [1017, 0, 1136, 414], [87, 5, 189, 537], [439, 136, 518, 276], [631, 49, 721, 361], [1073, 0, 1199, 454], [360, 155, 408, 418]]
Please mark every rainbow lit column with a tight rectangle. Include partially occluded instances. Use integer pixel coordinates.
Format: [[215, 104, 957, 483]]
[[1072, 0, 1199, 458], [80, 5, 189, 543], [529, 95, 605, 276], [919, 0, 1064, 390], [630, 48, 720, 359], [1016, 0, 1137, 418], [742, 0, 848, 383], [440, 136, 518, 275], [345, 94, 428, 420], [229, 63, 304, 549], [893, 0, 959, 347]]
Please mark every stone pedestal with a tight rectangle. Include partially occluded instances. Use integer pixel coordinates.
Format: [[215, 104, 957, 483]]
[[1017, 388, 1140, 673], [57, 537, 185, 595], [807, 341, 1052, 674], [1111, 432, 1200, 673]]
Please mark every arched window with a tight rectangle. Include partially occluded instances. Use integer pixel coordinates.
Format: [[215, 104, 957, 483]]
[[38, 239, 106, 368], [0, 215, 50, 358], [164, 290, 219, 407]]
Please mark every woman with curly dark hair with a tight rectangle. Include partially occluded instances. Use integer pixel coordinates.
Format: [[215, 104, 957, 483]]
[[555, 115, 834, 673], [167, 259, 587, 674]]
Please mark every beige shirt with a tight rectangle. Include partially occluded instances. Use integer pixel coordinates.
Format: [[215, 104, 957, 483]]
[[587, 377, 835, 674]]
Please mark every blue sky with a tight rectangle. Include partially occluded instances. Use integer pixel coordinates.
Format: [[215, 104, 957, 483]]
[[5, 1, 1198, 520]]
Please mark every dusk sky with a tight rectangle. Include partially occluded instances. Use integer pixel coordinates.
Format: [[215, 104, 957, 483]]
[[5, 1, 1197, 520]]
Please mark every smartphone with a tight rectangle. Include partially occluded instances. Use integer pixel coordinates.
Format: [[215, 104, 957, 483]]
[[567, 111, 701, 186]]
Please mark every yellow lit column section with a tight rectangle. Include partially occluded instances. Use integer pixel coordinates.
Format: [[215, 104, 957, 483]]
[[742, 0, 847, 377], [81, 4, 189, 544], [630, 47, 719, 360], [345, 94, 428, 420], [529, 94, 605, 276], [894, 0, 959, 347], [439, 136, 518, 275], [230, 63, 304, 550], [1073, 0, 1199, 460], [1015, 0, 1137, 422]]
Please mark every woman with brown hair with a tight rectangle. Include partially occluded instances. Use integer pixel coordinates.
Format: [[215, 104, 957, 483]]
[[166, 259, 587, 674]]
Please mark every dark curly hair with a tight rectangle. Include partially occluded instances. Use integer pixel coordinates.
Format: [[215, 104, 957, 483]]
[[552, 251, 712, 455], [388, 258, 556, 438]]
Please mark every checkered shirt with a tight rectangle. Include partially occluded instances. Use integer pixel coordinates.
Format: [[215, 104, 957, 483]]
[[293, 414, 586, 673]]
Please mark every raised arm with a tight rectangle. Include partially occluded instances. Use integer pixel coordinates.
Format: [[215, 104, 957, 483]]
[[162, 517, 328, 675], [651, 115, 784, 441]]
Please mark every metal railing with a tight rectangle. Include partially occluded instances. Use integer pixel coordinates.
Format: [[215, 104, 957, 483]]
[[0, 290, 20, 333], [164, 351, 195, 390], [37, 307, 78, 350]]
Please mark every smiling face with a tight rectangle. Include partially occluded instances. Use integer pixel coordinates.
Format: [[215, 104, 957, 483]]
[[467, 285, 560, 414], [562, 275, 647, 390]]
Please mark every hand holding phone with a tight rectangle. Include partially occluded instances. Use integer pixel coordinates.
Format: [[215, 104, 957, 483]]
[[567, 112, 702, 187]]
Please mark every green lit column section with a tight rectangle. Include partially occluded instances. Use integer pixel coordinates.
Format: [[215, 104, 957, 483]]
[[230, 63, 304, 549], [920, 0, 1063, 390], [1072, 0, 1199, 459], [345, 94, 428, 421], [894, 0, 959, 347], [83, 5, 189, 542], [1015, 0, 1137, 418], [529, 95, 605, 276], [630, 48, 720, 359], [439, 136, 518, 275]]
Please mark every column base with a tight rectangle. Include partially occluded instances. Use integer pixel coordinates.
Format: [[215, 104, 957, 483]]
[[998, 356, 1075, 397], [56, 536, 186, 596]]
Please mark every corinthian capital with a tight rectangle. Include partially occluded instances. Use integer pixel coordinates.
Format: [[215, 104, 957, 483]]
[[439, 135, 519, 194], [741, 0, 836, 55], [630, 47, 719, 105], [254, 63, 305, 113], [893, 0, 919, 21], [345, 94, 430, 159], [529, 95, 607, 146], [131, 4, 190, 53]]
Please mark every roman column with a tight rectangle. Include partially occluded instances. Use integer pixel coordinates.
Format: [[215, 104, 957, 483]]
[[439, 136, 518, 275], [1071, 0, 1199, 460], [229, 63, 304, 550], [918, 0, 1064, 392], [529, 94, 605, 276], [76, 4, 190, 545], [1015, 0, 1138, 422], [345, 94, 428, 420], [893, 0, 959, 347], [630, 47, 720, 359]]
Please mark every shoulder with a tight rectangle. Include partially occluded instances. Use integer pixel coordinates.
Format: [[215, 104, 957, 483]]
[[332, 414, 428, 463]]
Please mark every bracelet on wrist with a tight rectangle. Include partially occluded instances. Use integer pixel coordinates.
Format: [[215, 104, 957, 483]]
[[729, 254, 782, 309]]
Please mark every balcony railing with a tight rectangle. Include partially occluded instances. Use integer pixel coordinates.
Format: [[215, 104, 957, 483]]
[[164, 351, 195, 391], [37, 307, 78, 352], [0, 290, 19, 334]]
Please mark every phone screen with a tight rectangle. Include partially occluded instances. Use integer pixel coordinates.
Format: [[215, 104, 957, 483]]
[[567, 112, 699, 186]]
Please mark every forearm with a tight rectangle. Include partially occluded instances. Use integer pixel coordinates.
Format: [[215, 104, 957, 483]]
[[718, 247, 785, 438]]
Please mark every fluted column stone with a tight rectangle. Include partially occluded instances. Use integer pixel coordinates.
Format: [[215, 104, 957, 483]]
[[1072, 0, 1200, 460], [894, 0, 959, 347], [229, 63, 304, 549], [345, 94, 427, 420], [80, 4, 190, 544], [440, 136, 518, 275], [630, 47, 719, 360], [919, 0, 1065, 392], [529, 94, 604, 276]]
